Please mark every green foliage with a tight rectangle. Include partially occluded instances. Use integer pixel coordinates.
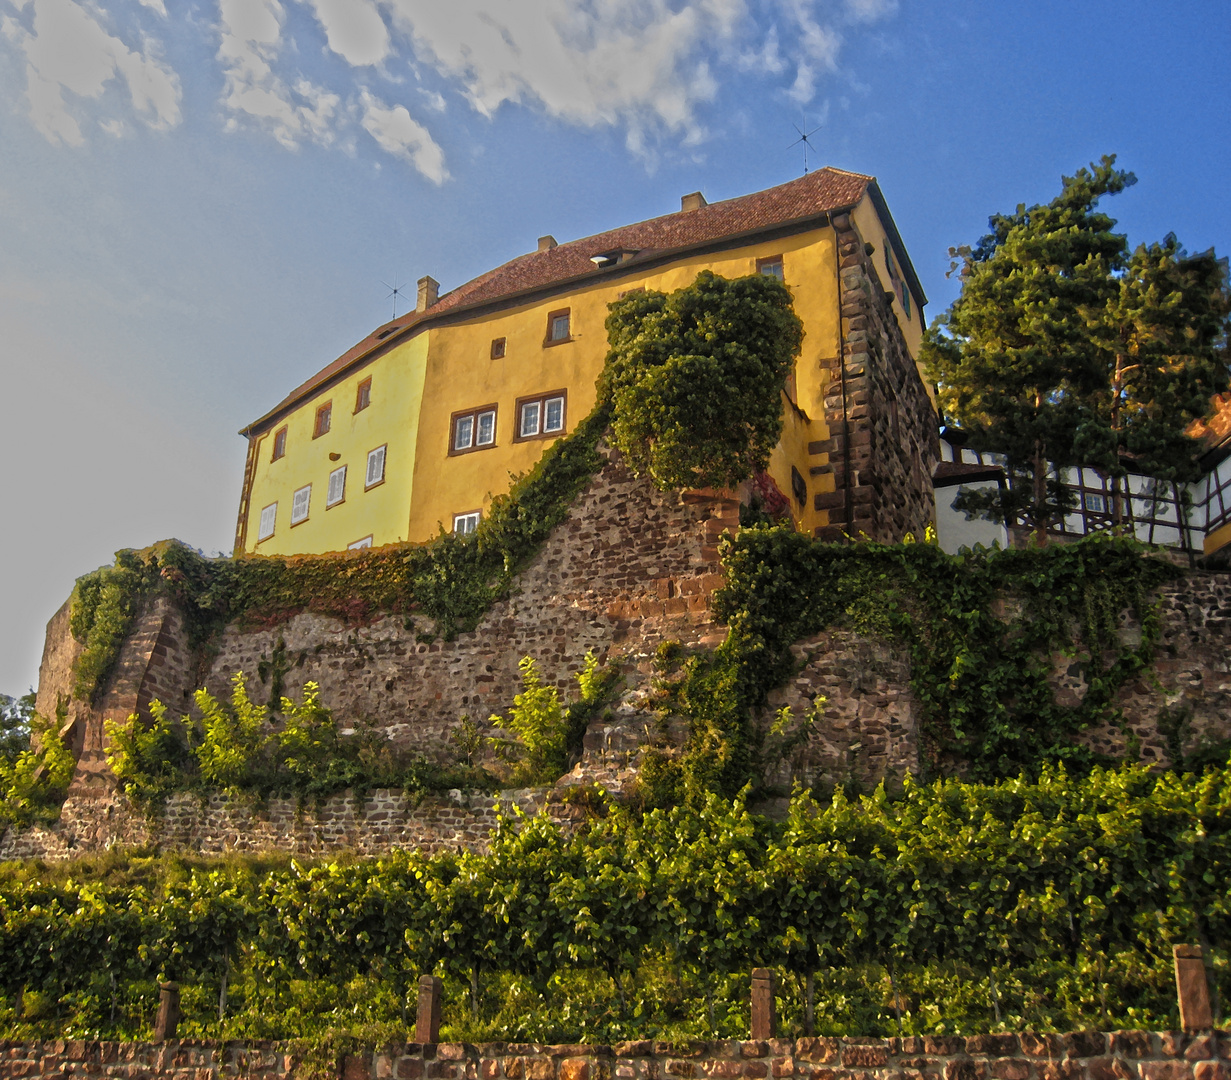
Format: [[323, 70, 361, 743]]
[[103, 678, 496, 807], [601, 271, 803, 490], [706, 526, 1178, 781], [0, 702, 75, 826], [923, 156, 1231, 540], [496, 652, 618, 786], [1, 761, 1229, 1043]]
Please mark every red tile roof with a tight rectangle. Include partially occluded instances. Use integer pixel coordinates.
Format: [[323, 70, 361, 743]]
[[243, 167, 878, 435]]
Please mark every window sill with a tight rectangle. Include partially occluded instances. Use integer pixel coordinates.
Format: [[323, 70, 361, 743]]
[[326, 499, 345, 509], [512, 428, 566, 444], [364, 478, 386, 491], [446, 444, 497, 458], [542, 336, 574, 348], [290, 518, 309, 528]]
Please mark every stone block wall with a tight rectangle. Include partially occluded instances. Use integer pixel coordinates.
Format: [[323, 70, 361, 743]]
[[0, 787, 558, 861], [811, 213, 940, 544], [2, 1031, 1227, 1080]]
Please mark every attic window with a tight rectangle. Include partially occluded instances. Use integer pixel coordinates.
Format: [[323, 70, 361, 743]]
[[757, 255, 784, 280], [491, 337, 506, 359], [377, 327, 397, 340], [590, 249, 638, 268], [313, 402, 332, 438], [355, 378, 371, 413], [271, 426, 287, 461]]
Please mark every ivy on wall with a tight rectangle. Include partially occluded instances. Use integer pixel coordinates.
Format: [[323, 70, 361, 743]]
[[643, 529, 1181, 803]]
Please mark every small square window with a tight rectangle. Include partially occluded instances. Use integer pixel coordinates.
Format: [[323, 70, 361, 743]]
[[271, 426, 287, 461], [450, 406, 498, 454], [491, 337, 506, 359], [545, 308, 571, 345], [514, 391, 567, 441], [366, 445, 386, 488], [757, 256, 784, 280], [791, 466, 807, 507], [291, 485, 311, 525], [313, 402, 332, 438], [258, 502, 277, 541], [453, 511, 480, 535], [327, 465, 347, 507], [1084, 492, 1107, 514], [355, 378, 371, 413], [348, 535, 373, 550], [520, 401, 541, 438]]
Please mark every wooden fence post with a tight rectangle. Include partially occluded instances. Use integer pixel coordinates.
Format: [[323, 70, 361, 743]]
[[153, 982, 180, 1043], [751, 968, 775, 1040], [415, 975, 443, 1044], [1174, 945, 1213, 1031]]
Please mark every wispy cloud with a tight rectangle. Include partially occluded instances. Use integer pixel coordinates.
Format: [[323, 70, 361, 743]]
[[2, 0, 180, 145], [1, 0, 897, 173], [359, 87, 447, 183]]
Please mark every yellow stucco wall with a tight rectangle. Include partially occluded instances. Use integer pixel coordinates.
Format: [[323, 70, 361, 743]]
[[406, 227, 842, 541], [1204, 519, 1231, 557], [242, 332, 430, 554]]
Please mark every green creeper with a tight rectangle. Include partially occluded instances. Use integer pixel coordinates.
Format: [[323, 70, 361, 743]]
[[601, 269, 804, 491]]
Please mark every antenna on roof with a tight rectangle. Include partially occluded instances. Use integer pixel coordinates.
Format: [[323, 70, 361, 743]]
[[382, 275, 407, 319], [786, 116, 822, 175]]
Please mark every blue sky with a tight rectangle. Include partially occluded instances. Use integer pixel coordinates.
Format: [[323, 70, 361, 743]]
[[1, 0, 1228, 696]]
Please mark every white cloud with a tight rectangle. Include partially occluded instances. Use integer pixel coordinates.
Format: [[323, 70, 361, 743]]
[[6, 0, 180, 145], [303, 0, 389, 65], [845, 0, 896, 23], [217, 0, 340, 148], [359, 88, 447, 182], [136, 0, 167, 17], [381, 0, 744, 152]]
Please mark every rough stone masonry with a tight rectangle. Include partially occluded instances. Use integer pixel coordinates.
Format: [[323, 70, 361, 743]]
[[1, 1030, 1228, 1080]]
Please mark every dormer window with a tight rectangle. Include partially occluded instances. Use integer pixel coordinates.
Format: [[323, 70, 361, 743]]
[[590, 249, 638, 268]]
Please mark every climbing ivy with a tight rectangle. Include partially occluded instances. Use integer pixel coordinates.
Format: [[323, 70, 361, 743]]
[[648, 528, 1181, 798]]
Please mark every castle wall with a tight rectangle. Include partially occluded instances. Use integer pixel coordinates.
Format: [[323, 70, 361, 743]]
[[812, 211, 940, 544], [1, 1030, 1226, 1080]]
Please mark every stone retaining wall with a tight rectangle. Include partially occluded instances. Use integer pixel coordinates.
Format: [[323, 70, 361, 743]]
[[2, 1031, 1227, 1080]]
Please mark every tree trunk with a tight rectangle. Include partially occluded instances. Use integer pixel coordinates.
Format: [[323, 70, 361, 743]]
[[1032, 436, 1049, 546]]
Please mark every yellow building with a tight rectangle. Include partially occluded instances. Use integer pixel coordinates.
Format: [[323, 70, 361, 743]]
[[234, 168, 932, 556]]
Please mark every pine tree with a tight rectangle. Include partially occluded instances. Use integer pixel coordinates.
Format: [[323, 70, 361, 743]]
[[1093, 237, 1231, 526], [922, 156, 1135, 542]]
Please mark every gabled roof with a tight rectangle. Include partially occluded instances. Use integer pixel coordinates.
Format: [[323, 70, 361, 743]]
[[242, 166, 923, 436]]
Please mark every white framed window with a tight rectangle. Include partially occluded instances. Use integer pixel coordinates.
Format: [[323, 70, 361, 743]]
[[1084, 492, 1107, 514], [327, 465, 347, 507], [757, 255, 784, 280], [544, 308, 571, 344], [515, 391, 567, 440], [366, 445, 386, 488], [450, 406, 497, 453], [291, 485, 311, 525], [348, 535, 373, 550], [453, 511, 480, 535], [519, 401, 540, 438], [258, 502, 277, 541]]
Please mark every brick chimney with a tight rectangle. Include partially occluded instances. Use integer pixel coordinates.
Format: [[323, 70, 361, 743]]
[[416, 275, 439, 312], [681, 191, 707, 212], [538, 235, 558, 252]]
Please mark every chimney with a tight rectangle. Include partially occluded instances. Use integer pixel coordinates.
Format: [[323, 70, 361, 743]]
[[538, 235, 558, 252], [681, 191, 707, 212], [416, 275, 439, 312]]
